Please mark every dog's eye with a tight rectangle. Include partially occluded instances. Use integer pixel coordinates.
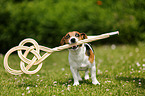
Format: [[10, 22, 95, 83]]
[[75, 33, 80, 37], [66, 34, 70, 39]]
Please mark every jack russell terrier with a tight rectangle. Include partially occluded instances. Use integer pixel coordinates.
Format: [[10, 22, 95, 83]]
[[60, 31, 100, 86]]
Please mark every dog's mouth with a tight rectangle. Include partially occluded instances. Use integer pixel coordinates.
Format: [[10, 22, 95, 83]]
[[70, 45, 79, 50]]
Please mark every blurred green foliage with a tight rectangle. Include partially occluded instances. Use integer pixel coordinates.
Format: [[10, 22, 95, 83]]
[[0, 0, 145, 53]]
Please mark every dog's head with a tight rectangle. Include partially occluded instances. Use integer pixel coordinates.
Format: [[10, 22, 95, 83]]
[[60, 31, 87, 50]]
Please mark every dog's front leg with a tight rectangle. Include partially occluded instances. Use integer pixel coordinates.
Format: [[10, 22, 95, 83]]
[[85, 69, 89, 80], [77, 71, 82, 81], [91, 64, 100, 85], [70, 67, 79, 86]]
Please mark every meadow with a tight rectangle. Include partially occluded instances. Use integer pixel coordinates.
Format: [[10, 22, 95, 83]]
[[0, 44, 145, 96]]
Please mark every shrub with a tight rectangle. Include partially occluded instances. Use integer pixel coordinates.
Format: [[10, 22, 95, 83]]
[[0, 0, 144, 53]]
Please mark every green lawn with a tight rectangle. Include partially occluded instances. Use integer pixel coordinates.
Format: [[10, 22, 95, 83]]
[[0, 44, 145, 96]]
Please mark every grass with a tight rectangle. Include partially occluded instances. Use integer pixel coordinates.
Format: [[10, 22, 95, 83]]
[[0, 44, 145, 96]]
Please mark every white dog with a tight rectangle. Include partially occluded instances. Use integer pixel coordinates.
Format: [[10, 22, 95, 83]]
[[60, 31, 100, 86]]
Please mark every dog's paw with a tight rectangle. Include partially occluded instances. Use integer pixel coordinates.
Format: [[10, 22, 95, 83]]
[[85, 75, 89, 80], [92, 80, 100, 85], [73, 82, 79, 86]]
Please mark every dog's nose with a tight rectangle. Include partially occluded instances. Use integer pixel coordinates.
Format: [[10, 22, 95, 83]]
[[70, 38, 76, 43]]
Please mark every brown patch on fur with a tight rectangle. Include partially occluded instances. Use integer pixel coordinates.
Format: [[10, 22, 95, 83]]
[[81, 33, 87, 40], [60, 36, 65, 45], [89, 50, 94, 64], [85, 45, 94, 64]]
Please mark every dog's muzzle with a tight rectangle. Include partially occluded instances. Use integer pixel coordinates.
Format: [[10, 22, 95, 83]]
[[70, 38, 76, 43], [71, 45, 79, 49], [70, 38, 78, 50]]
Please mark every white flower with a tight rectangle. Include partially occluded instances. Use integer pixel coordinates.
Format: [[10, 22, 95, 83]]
[[126, 81, 129, 83], [125, 92, 129, 94], [140, 67, 142, 70], [67, 85, 71, 90], [26, 87, 30, 90], [97, 69, 102, 74], [27, 90, 30, 94], [68, 85, 71, 87], [129, 52, 133, 56], [130, 72, 133, 74], [37, 75, 40, 77], [136, 62, 140, 66], [135, 48, 139, 52], [68, 80, 72, 83], [111, 44, 116, 50], [61, 68, 65, 71], [53, 81, 57, 84], [22, 93, 25, 95], [105, 81, 111, 83], [67, 86, 70, 91], [143, 64, 145, 67], [108, 81, 111, 83], [131, 68, 134, 71], [106, 89, 109, 91], [36, 85, 38, 87]]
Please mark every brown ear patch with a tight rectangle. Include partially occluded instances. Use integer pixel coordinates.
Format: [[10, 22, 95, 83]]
[[81, 33, 87, 40], [60, 36, 65, 45], [85, 44, 94, 64]]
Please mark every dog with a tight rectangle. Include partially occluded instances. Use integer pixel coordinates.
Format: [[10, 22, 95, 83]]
[[60, 31, 100, 86]]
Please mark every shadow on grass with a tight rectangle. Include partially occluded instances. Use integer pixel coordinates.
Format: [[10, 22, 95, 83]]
[[116, 76, 145, 89], [18, 84, 36, 87], [17, 82, 53, 88], [59, 77, 93, 86]]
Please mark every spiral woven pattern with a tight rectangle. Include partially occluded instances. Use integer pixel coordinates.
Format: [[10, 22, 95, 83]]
[[4, 31, 119, 75]]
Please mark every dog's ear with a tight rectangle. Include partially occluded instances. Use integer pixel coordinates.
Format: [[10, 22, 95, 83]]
[[60, 36, 66, 45], [81, 33, 88, 39]]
